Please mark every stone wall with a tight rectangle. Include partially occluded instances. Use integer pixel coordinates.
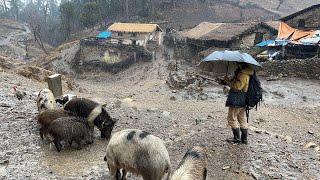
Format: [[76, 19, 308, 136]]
[[261, 58, 320, 79], [236, 26, 277, 48], [239, 33, 256, 49], [76, 42, 152, 73], [163, 35, 195, 60], [79, 45, 127, 64]]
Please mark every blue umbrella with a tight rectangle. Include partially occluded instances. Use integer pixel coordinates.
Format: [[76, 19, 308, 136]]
[[203, 50, 261, 67]]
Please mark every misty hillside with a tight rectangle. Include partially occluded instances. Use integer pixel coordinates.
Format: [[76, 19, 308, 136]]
[[0, 19, 52, 62], [240, 0, 320, 16], [0, 0, 319, 47], [156, 0, 319, 29]]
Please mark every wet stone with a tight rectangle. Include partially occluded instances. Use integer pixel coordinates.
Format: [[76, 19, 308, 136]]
[[0, 166, 7, 177], [222, 166, 231, 170], [0, 160, 9, 165], [255, 129, 263, 134], [305, 142, 317, 149], [162, 111, 170, 117], [147, 108, 158, 112]]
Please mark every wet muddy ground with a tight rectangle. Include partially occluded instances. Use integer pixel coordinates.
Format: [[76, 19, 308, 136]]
[[1, 62, 320, 179]]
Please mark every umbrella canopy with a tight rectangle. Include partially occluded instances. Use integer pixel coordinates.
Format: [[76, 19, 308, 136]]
[[203, 50, 261, 67]]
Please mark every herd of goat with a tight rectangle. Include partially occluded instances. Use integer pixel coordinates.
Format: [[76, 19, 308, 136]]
[[35, 88, 208, 180]]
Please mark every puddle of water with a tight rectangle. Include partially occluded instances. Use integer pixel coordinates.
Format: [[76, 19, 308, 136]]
[[40, 139, 108, 177]]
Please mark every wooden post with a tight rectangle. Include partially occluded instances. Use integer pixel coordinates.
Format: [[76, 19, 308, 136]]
[[47, 74, 62, 98], [281, 45, 285, 58], [25, 43, 29, 58]]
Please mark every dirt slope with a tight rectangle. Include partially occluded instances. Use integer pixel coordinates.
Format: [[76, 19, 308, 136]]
[[0, 19, 52, 62]]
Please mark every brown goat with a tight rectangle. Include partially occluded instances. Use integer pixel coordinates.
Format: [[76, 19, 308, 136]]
[[37, 109, 74, 140]]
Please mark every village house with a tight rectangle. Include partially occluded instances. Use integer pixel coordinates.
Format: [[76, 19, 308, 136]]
[[107, 23, 163, 47], [167, 22, 278, 60], [182, 22, 277, 49], [267, 4, 320, 59], [280, 4, 320, 30], [76, 23, 165, 73]]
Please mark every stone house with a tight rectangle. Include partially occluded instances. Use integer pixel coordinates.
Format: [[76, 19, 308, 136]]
[[170, 22, 277, 59], [280, 4, 320, 30], [73, 23, 164, 73], [108, 23, 163, 47]]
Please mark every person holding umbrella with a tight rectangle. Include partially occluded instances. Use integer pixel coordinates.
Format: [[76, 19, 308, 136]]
[[223, 62, 254, 144], [203, 50, 262, 144]]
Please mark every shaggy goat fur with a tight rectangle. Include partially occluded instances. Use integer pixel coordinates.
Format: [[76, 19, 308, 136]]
[[47, 116, 94, 152], [36, 88, 56, 113], [104, 129, 171, 180], [64, 98, 116, 139], [37, 109, 74, 140], [171, 146, 208, 180]]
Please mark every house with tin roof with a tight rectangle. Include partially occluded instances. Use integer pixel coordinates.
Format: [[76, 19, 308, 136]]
[[108, 23, 163, 47], [280, 4, 320, 30]]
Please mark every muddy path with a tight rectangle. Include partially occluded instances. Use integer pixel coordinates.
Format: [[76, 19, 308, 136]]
[[0, 59, 320, 180]]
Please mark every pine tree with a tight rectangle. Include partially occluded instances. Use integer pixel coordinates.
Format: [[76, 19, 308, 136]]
[[60, 2, 75, 40]]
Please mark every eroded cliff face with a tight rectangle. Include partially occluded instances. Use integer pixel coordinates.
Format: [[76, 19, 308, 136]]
[[0, 19, 52, 62]]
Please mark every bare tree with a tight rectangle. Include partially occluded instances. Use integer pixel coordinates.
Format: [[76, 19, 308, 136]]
[[1, 0, 9, 13], [33, 24, 48, 54], [43, 1, 48, 24]]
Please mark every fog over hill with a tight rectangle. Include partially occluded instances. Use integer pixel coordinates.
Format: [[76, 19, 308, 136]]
[[0, 0, 319, 47], [239, 0, 320, 16]]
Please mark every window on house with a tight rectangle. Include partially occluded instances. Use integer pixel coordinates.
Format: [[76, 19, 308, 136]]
[[298, 19, 306, 28], [118, 32, 123, 36]]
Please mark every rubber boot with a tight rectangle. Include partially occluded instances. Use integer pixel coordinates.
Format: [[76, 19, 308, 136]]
[[227, 128, 241, 144], [240, 128, 248, 145]]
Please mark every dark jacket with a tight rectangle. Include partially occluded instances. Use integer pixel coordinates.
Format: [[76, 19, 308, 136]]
[[226, 66, 254, 107]]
